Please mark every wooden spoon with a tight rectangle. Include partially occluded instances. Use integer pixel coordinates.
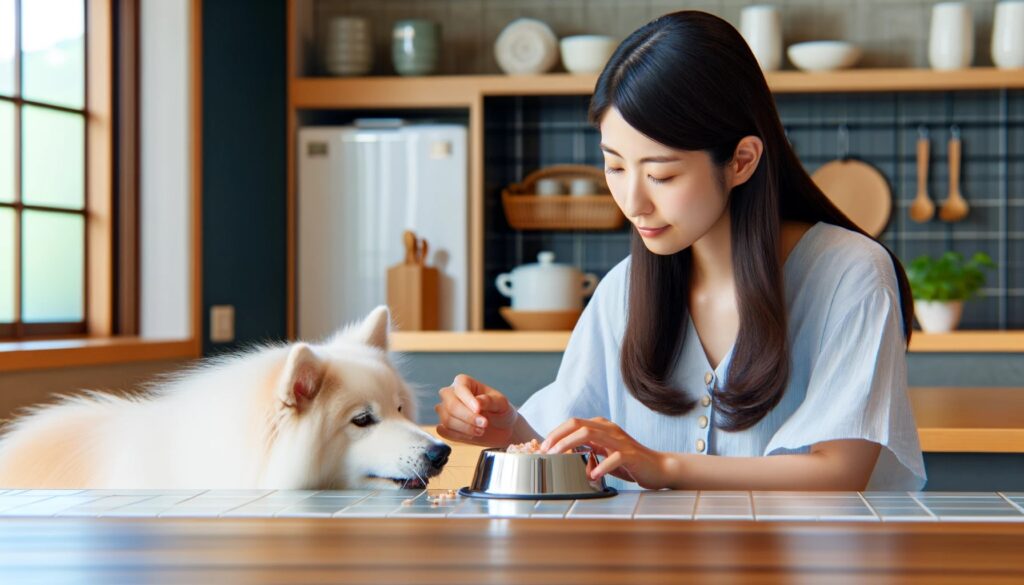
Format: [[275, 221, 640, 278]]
[[403, 230, 417, 264], [939, 131, 969, 222], [419, 238, 429, 266], [909, 134, 935, 222]]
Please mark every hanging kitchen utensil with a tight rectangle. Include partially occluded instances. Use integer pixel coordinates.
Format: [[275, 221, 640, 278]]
[[939, 125, 970, 222], [909, 126, 935, 223], [811, 125, 893, 237]]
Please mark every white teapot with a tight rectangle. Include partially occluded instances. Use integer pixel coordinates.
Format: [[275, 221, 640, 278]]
[[495, 251, 599, 311]]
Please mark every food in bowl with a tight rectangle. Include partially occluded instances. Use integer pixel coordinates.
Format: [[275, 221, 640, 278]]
[[506, 439, 544, 454]]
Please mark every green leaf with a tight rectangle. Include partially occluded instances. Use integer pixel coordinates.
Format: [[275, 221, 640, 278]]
[[906, 251, 996, 301]]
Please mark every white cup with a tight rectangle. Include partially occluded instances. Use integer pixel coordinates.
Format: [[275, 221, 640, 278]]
[[535, 178, 565, 196], [740, 5, 782, 72], [929, 2, 974, 70], [569, 177, 597, 197], [992, 1, 1024, 69]]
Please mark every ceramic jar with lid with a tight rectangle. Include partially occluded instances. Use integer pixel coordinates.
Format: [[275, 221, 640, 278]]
[[495, 252, 598, 311]]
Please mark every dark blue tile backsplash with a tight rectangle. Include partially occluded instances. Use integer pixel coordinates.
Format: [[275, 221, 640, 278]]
[[483, 91, 1024, 331]]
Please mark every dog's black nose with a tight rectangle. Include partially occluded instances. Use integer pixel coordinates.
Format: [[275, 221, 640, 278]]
[[425, 443, 451, 470]]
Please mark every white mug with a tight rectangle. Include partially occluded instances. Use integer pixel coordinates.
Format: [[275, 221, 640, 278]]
[[740, 5, 782, 72], [992, 1, 1024, 69], [535, 178, 565, 196], [569, 177, 597, 197], [929, 2, 974, 70]]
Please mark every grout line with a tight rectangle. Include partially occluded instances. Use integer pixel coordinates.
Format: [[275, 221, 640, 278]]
[[907, 491, 939, 519], [856, 492, 882, 521], [997, 492, 1024, 515]]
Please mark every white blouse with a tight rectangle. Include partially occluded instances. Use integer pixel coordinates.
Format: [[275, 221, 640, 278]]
[[518, 222, 927, 491]]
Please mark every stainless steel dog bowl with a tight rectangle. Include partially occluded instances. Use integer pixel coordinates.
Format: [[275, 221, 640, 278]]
[[459, 448, 617, 500]]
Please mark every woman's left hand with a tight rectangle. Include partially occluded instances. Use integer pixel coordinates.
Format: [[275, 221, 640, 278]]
[[540, 417, 671, 489]]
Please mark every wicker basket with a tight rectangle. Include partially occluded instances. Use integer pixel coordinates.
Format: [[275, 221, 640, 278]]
[[501, 165, 625, 231]]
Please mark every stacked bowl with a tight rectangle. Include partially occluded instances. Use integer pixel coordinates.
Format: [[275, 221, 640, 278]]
[[324, 16, 372, 76]]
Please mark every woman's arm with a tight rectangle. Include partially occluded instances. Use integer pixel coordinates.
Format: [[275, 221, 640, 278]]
[[660, 439, 882, 491], [541, 417, 881, 491]]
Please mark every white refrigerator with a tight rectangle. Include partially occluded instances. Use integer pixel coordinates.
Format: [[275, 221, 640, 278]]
[[297, 122, 468, 339]]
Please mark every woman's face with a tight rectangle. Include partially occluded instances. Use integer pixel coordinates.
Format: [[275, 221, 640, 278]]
[[600, 107, 730, 256]]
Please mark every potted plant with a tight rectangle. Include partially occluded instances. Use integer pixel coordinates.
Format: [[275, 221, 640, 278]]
[[906, 251, 995, 333]]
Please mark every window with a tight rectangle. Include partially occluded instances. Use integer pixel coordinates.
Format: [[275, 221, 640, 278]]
[[1, 0, 98, 339], [0, 0, 200, 371]]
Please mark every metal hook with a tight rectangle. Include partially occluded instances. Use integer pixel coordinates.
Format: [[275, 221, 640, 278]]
[[917, 125, 929, 140], [951, 124, 961, 140], [837, 124, 850, 160]]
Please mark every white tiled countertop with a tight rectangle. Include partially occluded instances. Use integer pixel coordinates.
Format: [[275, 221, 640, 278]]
[[0, 489, 1021, 522]]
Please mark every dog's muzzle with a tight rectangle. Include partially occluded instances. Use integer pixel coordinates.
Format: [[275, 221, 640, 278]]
[[425, 443, 452, 472]]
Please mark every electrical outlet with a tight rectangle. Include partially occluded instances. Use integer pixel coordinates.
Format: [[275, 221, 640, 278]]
[[210, 305, 235, 343]]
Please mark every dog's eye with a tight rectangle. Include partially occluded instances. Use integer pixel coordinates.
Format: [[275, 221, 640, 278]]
[[351, 413, 376, 427], [398, 405, 403, 413]]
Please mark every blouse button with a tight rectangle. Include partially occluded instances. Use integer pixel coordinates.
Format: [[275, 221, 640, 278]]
[[698, 415, 708, 429], [696, 439, 706, 453], [704, 372, 713, 385], [701, 394, 712, 407]]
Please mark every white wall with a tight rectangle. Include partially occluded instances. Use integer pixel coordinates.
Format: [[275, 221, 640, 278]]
[[139, 0, 191, 339]]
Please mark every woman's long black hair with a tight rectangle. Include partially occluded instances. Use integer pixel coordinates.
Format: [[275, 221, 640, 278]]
[[591, 11, 914, 431]]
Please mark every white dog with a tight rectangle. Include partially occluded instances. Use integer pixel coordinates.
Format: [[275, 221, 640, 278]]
[[0, 306, 451, 490]]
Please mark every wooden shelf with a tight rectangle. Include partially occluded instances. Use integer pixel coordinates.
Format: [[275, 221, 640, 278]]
[[291, 68, 1024, 110], [766, 67, 1024, 93], [910, 387, 1024, 453], [908, 331, 1024, 352], [392, 331, 572, 353], [391, 330, 1024, 353], [0, 337, 200, 373]]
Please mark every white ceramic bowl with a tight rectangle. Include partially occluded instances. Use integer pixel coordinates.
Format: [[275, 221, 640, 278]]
[[786, 41, 862, 72], [559, 35, 618, 74]]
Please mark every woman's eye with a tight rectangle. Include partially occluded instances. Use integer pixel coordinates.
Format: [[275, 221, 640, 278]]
[[604, 167, 623, 175], [351, 413, 377, 427], [648, 175, 672, 184]]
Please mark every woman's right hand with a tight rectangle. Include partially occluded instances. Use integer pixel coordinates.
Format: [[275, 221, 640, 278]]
[[435, 374, 518, 447]]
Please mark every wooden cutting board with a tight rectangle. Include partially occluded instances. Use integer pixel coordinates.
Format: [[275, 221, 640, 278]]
[[811, 159, 892, 236], [387, 230, 439, 331]]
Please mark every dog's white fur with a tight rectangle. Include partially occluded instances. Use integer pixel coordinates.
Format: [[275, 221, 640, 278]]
[[0, 306, 450, 490]]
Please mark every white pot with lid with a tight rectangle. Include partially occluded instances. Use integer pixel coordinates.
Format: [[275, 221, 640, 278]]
[[495, 251, 599, 311]]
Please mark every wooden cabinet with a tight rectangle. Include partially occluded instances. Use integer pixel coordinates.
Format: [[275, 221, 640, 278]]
[[286, 2, 1024, 352]]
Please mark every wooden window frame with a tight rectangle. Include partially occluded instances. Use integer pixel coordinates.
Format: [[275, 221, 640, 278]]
[[0, 0, 107, 340], [0, 0, 203, 371]]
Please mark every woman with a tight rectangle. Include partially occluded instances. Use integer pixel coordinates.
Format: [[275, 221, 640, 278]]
[[435, 11, 925, 491]]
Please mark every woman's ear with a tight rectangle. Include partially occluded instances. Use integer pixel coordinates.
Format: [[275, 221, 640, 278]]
[[726, 135, 764, 189]]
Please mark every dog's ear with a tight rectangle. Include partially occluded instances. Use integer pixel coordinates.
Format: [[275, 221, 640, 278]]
[[355, 305, 390, 351], [277, 343, 324, 412]]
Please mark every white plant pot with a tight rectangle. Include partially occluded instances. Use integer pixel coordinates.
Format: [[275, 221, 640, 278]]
[[914, 300, 964, 333]]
